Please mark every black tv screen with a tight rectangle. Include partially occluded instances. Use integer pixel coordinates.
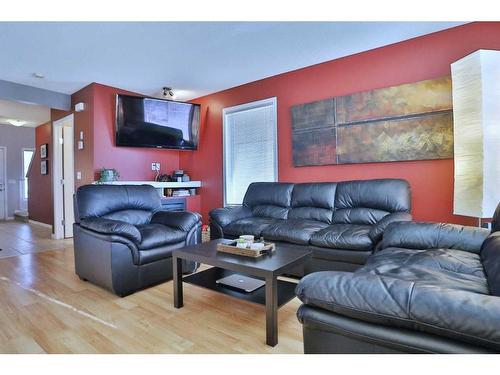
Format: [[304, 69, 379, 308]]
[[116, 94, 200, 150]]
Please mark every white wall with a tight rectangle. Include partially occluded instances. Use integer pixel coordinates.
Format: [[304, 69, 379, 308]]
[[0, 124, 35, 217]]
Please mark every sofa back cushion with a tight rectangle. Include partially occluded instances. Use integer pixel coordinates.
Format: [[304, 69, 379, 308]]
[[381, 222, 490, 253], [243, 182, 294, 219], [333, 179, 411, 225], [288, 183, 337, 223], [76, 184, 161, 225]]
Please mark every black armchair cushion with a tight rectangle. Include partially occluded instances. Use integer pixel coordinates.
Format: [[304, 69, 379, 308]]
[[262, 219, 329, 245], [481, 232, 500, 296], [151, 210, 200, 232], [76, 184, 161, 224], [80, 217, 142, 244], [224, 217, 280, 237], [209, 206, 253, 227], [310, 224, 373, 251], [136, 224, 187, 250], [380, 222, 490, 253]]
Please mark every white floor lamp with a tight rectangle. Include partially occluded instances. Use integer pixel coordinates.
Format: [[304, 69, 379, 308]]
[[451, 49, 500, 227]]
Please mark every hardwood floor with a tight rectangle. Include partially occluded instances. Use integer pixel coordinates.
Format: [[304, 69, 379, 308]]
[[0, 222, 304, 354]]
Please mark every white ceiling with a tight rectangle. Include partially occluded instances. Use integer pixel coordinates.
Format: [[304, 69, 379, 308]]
[[0, 99, 50, 128], [0, 22, 465, 100]]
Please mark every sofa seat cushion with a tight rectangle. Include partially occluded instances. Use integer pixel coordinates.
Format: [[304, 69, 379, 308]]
[[136, 224, 187, 250], [310, 224, 373, 251], [138, 242, 185, 265], [262, 219, 329, 245], [363, 247, 488, 294], [224, 217, 280, 237]]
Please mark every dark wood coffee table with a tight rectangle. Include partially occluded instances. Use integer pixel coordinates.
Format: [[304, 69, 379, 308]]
[[172, 239, 312, 346]]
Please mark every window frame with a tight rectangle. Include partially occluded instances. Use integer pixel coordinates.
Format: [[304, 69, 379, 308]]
[[222, 97, 278, 207]]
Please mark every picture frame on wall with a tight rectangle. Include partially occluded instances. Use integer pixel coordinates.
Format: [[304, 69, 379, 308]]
[[40, 143, 48, 159], [41, 160, 48, 175]]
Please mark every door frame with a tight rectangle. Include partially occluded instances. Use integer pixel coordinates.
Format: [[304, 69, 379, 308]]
[[52, 114, 74, 239], [0, 146, 8, 220]]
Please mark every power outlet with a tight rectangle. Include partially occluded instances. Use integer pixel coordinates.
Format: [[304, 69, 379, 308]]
[[151, 162, 161, 171]]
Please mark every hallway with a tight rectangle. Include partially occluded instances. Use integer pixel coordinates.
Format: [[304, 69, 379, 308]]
[[0, 221, 72, 259]]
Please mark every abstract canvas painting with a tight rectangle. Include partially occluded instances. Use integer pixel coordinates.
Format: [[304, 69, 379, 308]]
[[291, 76, 454, 166]]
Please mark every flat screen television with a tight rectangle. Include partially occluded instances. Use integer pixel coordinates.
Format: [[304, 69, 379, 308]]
[[116, 94, 200, 150]]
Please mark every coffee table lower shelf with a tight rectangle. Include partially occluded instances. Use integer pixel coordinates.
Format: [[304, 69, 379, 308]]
[[182, 267, 298, 307]]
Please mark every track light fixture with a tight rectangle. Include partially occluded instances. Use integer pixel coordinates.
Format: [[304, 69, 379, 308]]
[[162, 87, 175, 99]]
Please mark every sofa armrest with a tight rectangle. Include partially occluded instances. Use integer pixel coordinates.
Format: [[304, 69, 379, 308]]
[[80, 217, 142, 244], [369, 212, 412, 243], [209, 205, 253, 227], [151, 210, 201, 232], [380, 221, 489, 253]]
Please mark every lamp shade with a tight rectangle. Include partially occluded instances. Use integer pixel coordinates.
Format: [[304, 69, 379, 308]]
[[452, 49, 500, 218]]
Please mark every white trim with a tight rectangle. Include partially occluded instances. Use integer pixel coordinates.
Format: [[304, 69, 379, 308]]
[[52, 113, 74, 239], [222, 97, 278, 207], [0, 146, 8, 220], [28, 219, 53, 229]]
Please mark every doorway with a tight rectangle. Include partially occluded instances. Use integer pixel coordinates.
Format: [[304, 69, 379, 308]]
[[53, 114, 75, 239], [0, 146, 7, 220]]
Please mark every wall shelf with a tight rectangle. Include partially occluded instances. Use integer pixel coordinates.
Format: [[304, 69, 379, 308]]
[[101, 180, 202, 189]]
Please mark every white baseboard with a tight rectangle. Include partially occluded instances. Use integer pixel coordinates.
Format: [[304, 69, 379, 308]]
[[29, 219, 53, 229]]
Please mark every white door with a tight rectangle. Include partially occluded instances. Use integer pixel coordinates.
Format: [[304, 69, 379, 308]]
[[62, 125, 74, 237], [0, 147, 6, 220]]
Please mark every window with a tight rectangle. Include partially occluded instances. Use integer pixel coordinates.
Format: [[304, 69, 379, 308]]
[[22, 149, 34, 201], [223, 97, 278, 206]]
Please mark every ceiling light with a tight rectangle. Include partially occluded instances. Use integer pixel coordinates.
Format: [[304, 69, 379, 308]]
[[33, 72, 45, 79], [7, 119, 26, 127]]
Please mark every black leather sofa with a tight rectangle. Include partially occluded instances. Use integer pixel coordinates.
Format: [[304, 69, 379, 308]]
[[73, 184, 201, 296], [296, 205, 500, 353], [209, 179, 412, 274]]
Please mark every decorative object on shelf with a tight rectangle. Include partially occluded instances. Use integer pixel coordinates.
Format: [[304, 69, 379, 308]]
[[97, 168, 120, 183], [451, 49, 500, 224], [182, 174, 190, 182], [155, 173, 171, 182], [40, 144, 48, 159], [291, 76, 454, 166], [40, 160, 48, 175]]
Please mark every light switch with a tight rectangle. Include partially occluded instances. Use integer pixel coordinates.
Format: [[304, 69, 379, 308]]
[[80, 131, 84, 140], [76, 171, 82, 180]]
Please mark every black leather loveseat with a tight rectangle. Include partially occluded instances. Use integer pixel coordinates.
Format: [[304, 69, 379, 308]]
[[73, 184, 201, 296], [296, 205, 500, 353], [210, 179, 411, 274]]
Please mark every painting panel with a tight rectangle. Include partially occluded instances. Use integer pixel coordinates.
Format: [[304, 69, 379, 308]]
[[291, 98, 335, 131], [336, 76, 452, 125], [292, 127, 337, 166], [336, 112, 453, 164]]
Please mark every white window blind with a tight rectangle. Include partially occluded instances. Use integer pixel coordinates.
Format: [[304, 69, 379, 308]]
[[223, 97, 277, 206]]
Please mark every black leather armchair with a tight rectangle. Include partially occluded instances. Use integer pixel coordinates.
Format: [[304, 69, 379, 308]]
[[296, 206, 500, 353], [73, 184, 201, 296]]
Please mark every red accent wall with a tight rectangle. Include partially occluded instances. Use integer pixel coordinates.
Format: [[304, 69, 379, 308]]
[[180, 22, 500, 225], [92, 83, 179, 181], [28, 122, 53, 225]]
